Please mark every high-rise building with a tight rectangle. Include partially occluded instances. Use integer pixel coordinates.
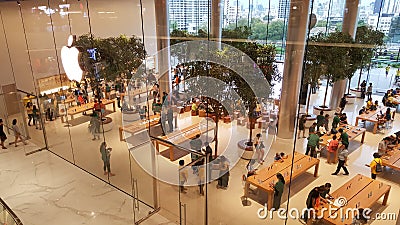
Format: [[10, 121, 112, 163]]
[[374, 0, 384, 14], [330, 0, 345, 17], [278, 0, 290, 19], [223, 0, 240, 26], [169, 0, 210, 33]]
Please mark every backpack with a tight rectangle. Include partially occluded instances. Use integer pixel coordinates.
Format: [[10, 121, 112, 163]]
[[375, 160, 383, 173]]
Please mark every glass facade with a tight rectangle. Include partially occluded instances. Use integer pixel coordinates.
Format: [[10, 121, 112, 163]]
[[0, 0, 399, 224]]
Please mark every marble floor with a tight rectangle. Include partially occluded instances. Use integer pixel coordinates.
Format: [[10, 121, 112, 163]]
[[1, 85, 400, 225]]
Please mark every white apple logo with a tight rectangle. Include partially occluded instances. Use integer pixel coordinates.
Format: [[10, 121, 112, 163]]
[[61, 35, 83, 82]]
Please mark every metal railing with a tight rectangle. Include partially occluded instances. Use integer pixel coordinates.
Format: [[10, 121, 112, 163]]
[[0, 198, 23, 225]]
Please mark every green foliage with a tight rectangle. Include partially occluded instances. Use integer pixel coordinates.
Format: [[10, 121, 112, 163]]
[[76, 34, 146, 82], [315, 20, 327, 28]]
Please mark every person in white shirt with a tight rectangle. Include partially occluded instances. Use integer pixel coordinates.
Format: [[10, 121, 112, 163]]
[[12, 119, 27, 147]]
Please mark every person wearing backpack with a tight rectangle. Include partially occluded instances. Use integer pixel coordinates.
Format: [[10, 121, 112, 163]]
[[365, 152, 383, 180]]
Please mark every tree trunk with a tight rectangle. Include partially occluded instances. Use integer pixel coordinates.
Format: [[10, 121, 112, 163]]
[[214, 103, 219, 158], [306, 84, 312, 115], [322, 78, 330, 107], [357, 68, 363, 89], [347, 77, 351, 94]]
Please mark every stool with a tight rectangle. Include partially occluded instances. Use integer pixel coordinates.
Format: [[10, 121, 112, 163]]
[[258, 120, 266, 128], [199, 109, 206, 117], [237, 117, 245, 126], [191, 110, 198, 116], [177, 106, 184, 114], [184, 105, 191, 112], [223, 116, 232, 123]]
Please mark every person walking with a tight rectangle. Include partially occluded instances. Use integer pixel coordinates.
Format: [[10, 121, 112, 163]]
[[385, 65, 390, 77], [367, 83, 373, 100], [0, 119, 7, 149], [32, 105, 41, 130], [365, 152, 383, 180], [339, 95, 348, 113], [198, 159, 205, 196], [89, 111, 101, 140], [306, 131, 319, 158], [179, 159, 188, 193], [167, 107, 174, 133], [254, 133, 265, 164], [360, 80, 367, 99], [100, 142, 115, 176], [217, 156, 230, 189], [327, 135, 339, 164], [331, 147, 349, 176], [12, 119, 27, 147], [26, 102, 34, 126], [324, 114, 330, 131], [270, 173, 285, 210], [298, 114, 306, 138]]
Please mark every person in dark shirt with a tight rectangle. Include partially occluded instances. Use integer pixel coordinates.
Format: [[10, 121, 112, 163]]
[[316, 111, 325, 131]]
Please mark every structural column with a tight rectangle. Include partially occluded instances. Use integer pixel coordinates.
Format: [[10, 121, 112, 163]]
[[329, 0, 359, 109], [210, 0, 222, 43], [277, 0, 310, 139], [154, 0, 171, 95]]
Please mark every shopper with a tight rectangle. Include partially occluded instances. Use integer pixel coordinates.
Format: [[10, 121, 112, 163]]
[[339, 95, 348, 113], [338, 128, 349, 150], [26, 102, 34, 126], [327, 135, 339, 164], [331, 147, 349, 176], [302, 186, 323, 223], [254, 133, 265, 164], [138, 105, 147, 120], [316, 111, 325, 131], [309, 122, 317, 134], [12, 119, 27, 147], [100, 142, 115, 176], [365, 152, 383, 180], [198, 159, 205, 196], [366, 83, 373, 99], [270, 173, 285, 210], [179, 159, 188, 193], [89, 111, 101, 140], [319, 183, 332, 199], [298, 114, 306, 138], [385, 108, 392, 129], [331, 113, 340, 129], [0, 119, 7, 149], [324, 114, 330, 131], [306, 131, 319, 158], [167, 107, 174, 133], [32, 105, 40, 130], [360, 80, 367, 99], [217, 156, 230, 189]]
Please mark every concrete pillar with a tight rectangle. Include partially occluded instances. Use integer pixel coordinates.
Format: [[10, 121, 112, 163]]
[[330, 0, 359, 109], [210, 0, 222, 43], [154, 0, 171, 95], [277, 0, 310, 139]]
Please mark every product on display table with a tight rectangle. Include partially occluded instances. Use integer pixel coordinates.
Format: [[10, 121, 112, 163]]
[[355, 106, 387, 134]]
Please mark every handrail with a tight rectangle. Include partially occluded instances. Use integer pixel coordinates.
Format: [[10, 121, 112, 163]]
[[0, 198, 23, 225]]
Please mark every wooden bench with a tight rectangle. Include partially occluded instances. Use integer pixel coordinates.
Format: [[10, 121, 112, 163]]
[[320, 174, 391, 225], [244, 152, 319, 210]]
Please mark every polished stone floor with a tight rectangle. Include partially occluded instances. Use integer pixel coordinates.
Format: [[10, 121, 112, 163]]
[[1, 86, 400, 225]]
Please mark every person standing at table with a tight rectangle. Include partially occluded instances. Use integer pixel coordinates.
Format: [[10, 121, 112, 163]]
[[0, 119, 7, 149], [302, 186, 323, 223], [331, 146, 349, 176], [316, 111, 325, 131], [254, 133, 265, 164], [12, 119, 27, 147], [327, 135, 339, 164], [167, 107, 174, 133], [306, 130, 319, 158], [298, 114, 306, 138], [338, 128, 349, 150], [309, 122, 317, 134], [270, 173, 285, 210], [365, 152, 382, 180], [324, 114, 330, 131], [332, 113, 340, 129], [100, 142, 115, 176], [360, 80, 367, 99]]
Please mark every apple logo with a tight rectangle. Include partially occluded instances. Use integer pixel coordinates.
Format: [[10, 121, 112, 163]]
[[61, 35, 83, 82]]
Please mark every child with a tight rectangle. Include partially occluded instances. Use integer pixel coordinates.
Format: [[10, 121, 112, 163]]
[[12, 119, 27, 147]]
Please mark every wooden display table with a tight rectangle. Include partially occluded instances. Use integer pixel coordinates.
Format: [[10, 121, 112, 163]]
[[154, 122, 216, 161], [244, 152, 320, 210], [61, 99, 116, 123], [319, 124, 366, 148], [355, 106, 387, 134], [119, 115, 160, 141], [382, 149, 400, 170], [62, 98, 75, 106], [320, 174, 391, 225]]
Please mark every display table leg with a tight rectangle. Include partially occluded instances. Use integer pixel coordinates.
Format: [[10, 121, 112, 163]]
[[314, 162, 319, 177], [355, 118, 359, 126], [119, 127, 124, 141], [267, 192, 273, 210], [373, 123, 378, 134], [382, 188, 390, 206], [361, 131, 365, 143]]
